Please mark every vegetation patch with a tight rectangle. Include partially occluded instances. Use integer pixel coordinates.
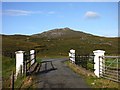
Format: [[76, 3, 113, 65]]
[[2, 56, 15, 88], [65, 61, 119, 89], [20, 76, 34, 88], [2, 56, 32, 89], [14, 75, 26, 88]]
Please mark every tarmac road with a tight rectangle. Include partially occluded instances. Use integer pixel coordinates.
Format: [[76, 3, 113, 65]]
[[34, 58, 89, 88]]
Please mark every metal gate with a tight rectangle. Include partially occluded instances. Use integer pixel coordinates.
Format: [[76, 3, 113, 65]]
[[23, 50, 36, 76], [99, 56, 120, 83], [75, 54, 94, 71]]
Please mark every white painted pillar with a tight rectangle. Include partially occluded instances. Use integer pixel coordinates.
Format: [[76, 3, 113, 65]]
[[30, 50, 35, 65], [93, 50, 105, 77], [69, 49, 75, 63], [15, 51, 25, 77]]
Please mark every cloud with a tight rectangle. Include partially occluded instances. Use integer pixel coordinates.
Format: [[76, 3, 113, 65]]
[[48, 11, 55, 14], [2, 9, 42, 16], [84, 11, 100, 19], [2, 9, 56, 16]]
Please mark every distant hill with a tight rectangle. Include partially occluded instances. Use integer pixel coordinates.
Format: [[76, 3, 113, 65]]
[[2, 27, 119, 57], [32, 27, 96, 39]]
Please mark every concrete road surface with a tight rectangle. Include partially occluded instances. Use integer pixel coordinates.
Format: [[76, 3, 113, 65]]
[[33, 58, 90, 88]]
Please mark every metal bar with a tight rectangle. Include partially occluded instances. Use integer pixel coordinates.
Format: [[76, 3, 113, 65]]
[[103, 71, 118, 76], [107, 59, 117, 67], [105, 61, 118, 63], [102, 76, 120, 83], [35, 51, 36, 62], [104, 56, 120, 58], [117, 57, 119, 82], [103, 74, 118, 80], [100, 67, 119, 73], [25, 60, 27, 76], [104, 69, 118, 73], [20, 65, 22, 76], [105, 66, 118, 69], [29, 59, 31, 72], [26, 59, 35, 64]]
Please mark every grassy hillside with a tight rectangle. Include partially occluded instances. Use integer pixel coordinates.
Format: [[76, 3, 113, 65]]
[[32, 28, 119, 56], [2, 35, 39, 57], [2, 28, 119, 58]]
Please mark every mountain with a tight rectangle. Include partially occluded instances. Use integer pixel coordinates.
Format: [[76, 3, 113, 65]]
[[2, 27, 119, 57], [32, 27, 95, 39]]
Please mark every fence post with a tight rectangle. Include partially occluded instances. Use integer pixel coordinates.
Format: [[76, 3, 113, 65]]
[[20, 65, 22, 76], [93, 50, 105, 77], [11, 71, 14, 90], [35, 51, 36, 63], [24, 60, 27, 76], [15, 51, 25, 78]]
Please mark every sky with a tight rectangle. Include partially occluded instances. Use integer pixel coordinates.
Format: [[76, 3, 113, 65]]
[[1, 0, 120, 2], [1, 2, 118, 37]]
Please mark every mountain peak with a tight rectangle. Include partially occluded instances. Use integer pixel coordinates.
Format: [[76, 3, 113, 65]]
[[32, 27, 90, 39], [51, 27, 72, 31], [62, 27, 71, 30]]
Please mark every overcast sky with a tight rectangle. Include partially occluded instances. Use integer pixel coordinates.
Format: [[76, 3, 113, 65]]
[[2, 2, 118, 37]]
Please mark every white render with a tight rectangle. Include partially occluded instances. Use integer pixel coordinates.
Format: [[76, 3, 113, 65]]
[[69, 49, 75, 63], [69, 52, 71, 57], [15, 51, 25, 77], [30, 50, 35, 65], [93, 50, 105, 77]]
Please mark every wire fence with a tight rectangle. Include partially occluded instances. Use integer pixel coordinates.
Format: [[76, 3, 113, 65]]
[[2, 52, 15, 58]]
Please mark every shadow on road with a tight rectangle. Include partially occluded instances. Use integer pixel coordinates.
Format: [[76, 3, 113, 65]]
[[35, 61, 57, 75], [39, 68, 57, 74]]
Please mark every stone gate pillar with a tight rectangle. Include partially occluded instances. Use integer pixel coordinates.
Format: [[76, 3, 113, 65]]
[[30, 50, 35, 65], [15, 51, 25, 77], [69, 49, 75, 63], [93, 50, 105, 77]]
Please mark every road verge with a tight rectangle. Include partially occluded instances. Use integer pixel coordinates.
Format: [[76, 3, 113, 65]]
[[65, 61, 119, 89]]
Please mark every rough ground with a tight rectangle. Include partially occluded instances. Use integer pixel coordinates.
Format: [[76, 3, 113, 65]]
[[33, 58, 89, 88]]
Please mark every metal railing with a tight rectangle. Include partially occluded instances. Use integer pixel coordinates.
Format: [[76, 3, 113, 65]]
[[75, 54, 94, 71], [24, 52, 36, 76]]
